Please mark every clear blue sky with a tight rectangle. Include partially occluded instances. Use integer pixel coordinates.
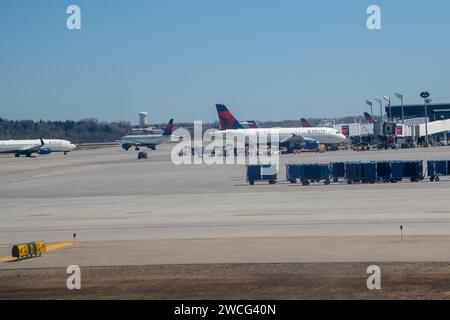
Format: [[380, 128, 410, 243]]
[[1, 0, 449, 124]]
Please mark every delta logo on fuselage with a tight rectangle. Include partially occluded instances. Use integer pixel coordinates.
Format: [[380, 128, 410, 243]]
[[214, 104, 347, 152]]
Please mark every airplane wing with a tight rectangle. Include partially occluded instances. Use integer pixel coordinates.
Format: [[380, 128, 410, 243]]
[[281, 134, 306, 144], [17, 138, 45, 153], [17, 145, 40, 151], [281, 134, 319, 150]]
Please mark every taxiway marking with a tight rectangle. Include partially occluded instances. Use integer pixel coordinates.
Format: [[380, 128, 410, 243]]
[[0, 242, 76, 263]]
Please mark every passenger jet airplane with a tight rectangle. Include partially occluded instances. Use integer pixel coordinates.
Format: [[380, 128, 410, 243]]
[[215, 104, 347, 152], [0, 138, 76, 157], [120, 119, 174, 151]]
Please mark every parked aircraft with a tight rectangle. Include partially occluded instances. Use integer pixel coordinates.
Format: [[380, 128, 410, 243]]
[[120, 119, 174, 151], [215, 104, 347, 152], [0, 138, 76, 157]]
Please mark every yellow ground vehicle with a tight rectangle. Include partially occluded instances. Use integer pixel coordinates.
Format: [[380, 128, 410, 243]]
[[11, 241, 46, 260]]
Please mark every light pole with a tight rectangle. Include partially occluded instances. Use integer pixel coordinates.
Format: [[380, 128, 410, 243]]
[[424, 98, 432, 146], [365, 100, 373, 117], [374, 98, 383, 122], [420, 91, 431, 147], [383, 96, 392, 121], [394, 93, 404, 124], [365, 100, 375, 144]]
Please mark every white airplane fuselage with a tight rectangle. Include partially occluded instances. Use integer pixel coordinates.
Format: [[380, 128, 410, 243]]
[[217, 127, 347, 145], [0, 139, 76, 154], [120, 134, 170, 150]]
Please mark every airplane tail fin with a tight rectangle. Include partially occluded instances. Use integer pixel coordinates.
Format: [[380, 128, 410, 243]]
[[216, 104, 243, 130], [163, 119, 174, 136], [300, 118, 312, 127], [246, 120, 259, 128], [363, 112, 375, 123], [40, 138, 45, 145], [239, 120, 259, 128]]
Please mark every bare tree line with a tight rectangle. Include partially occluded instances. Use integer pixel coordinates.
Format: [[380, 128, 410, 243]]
[[0, 118, 131, 144], [0, 116, 365, 144]]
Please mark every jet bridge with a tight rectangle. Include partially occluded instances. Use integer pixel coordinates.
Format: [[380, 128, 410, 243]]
[[418, 118, 450, 136]]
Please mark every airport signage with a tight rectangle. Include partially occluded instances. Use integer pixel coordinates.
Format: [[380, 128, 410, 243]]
[[341, 125, 350, 136]]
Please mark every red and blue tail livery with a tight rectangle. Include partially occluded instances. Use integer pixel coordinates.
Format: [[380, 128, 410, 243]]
[[216, 104, 244, 130], [300, 118, 312, 127], [363, 112, 375, 123], [163, 119, 174, 136]]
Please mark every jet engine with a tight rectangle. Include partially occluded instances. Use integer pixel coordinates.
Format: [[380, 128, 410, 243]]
[[38, 147, 52, 155]]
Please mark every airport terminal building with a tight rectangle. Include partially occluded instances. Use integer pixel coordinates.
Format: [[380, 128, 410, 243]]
[[334, 103, 450, 141], [387, 103, 450, 121]]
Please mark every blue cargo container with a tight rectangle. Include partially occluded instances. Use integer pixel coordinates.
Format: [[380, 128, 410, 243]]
[[344, 162, 359, 184], [375, 161, 392, 182], [247, 164, 277, 185], [390, 161, 403, 182], [361, 162, 377, 183], [415, 161, 425, 181], [300, 164, 331, 186], [390, 160, 423, 182], [330, 162, 346, 182], [345, 162, 377, 184], [427, 160, 448, 182], [286, 164, 302, 184], [286, 163, 331, 185]]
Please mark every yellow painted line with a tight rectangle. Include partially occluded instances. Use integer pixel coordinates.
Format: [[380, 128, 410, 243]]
[[0, 256, 15, 262], [46, 242, 76, 251], [0, 242, 77, 263]]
